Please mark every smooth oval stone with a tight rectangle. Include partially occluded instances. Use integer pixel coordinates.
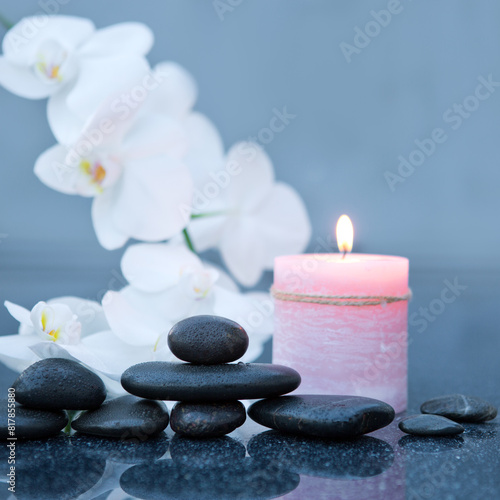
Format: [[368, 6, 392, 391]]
[[0, 400, 68, 440], [170, 401, 246, 438], [13, 358, 106, 410], [72, 395, 169, 438], [122, 362, 301, 401], [248, 395, 395, 438], [168, 315, 249, 364], [420, 394, 498, 422], [399, 414, 464, 436]]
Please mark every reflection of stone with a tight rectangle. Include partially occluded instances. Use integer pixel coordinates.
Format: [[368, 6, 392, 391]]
[[462, 422, 498, 440], [247, 431, 394, 479], [398, 435, 464, 453], [120, 457, 300, 499], [70, 432, 169, 464], [2, 436, 106, 499], [170, 435, 246, 469]]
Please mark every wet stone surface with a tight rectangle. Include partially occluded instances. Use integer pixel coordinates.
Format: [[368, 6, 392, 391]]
[[248, 395, 395, 438], [121, 361, 301, 401], [420, 394, 498, 423], [13, 358, 106, 411], [170, 400, 246, 438], [168, 315, 249, 364]]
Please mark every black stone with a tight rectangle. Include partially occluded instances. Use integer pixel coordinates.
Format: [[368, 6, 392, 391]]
[[248, 395, 395, 438], [399, 414, 464, 436], [421, 394, 498, 422], [122, 362, 301, 401], [72, 395, 169, 439], [248, 430, 394, 479], [170, 401, 246, 438], [168, 315, 249, 364], [0, 400, 68, 440], [120, 458, 300, 500], [170, 435, 246, 468], [13, 358, 106, 410]]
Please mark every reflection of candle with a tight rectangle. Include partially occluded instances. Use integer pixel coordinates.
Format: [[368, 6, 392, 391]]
[[272, 215, 410, 413]]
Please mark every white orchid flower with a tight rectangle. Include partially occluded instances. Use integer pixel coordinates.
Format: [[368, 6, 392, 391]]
[[102, 242, 273, 361], [0, 296, 108, 372], [188, 140, 312, 286], [0, 16, 154, 144], [34, 96, 194, 250]]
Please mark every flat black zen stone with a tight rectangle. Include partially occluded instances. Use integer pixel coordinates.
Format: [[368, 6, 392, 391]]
[[248, 395, 395, 439], [420, 394, 498, 423], [170, 401, 246, 438], [121, 362, 301, 402], [399, 414, 465, 436], [13, 358, 106, 410], [0, 400, 68, 440], [168, 315, 249, 364], [72, 395, 169, 439]]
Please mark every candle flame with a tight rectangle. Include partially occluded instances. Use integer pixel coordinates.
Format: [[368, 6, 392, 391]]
[[336, 215, 353, 253]]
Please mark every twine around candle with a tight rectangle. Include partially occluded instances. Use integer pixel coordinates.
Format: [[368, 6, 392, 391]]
[[271, 287, 412, 306]]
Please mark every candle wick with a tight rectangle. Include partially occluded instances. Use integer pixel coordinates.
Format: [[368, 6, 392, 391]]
[[342, 250, 346, 260]]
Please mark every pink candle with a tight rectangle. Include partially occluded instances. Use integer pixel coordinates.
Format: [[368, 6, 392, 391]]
[[272, 217, 410, 413]]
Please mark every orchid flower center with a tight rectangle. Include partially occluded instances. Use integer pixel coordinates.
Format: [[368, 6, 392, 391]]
[[180, 267, 219, 301], [31, 302, 82, 345], [34, 39, 70, 84], [80, 159, 107, 191]]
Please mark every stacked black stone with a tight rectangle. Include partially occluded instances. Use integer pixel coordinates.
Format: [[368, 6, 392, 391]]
[[122, 315, 302, 438], [1, 358, 106, 440]]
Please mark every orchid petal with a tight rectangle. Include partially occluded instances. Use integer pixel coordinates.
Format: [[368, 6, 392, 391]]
[[34, 143, 80, 194], [65, 55, 150, 121], [4, 301, 31, 326], [250, 182, 312, 266], [78, 23, 153, 57], [146, 61, 197, 118], [91, 188, 130, 250], [111, 156, 193, 242], [0, 57, 54, 98], [121, 243, 200, 293], [2, 16, 95, 65], [0, 334, 41, 372], [102, 290, 167, 346], [225, 141, 275, 210]]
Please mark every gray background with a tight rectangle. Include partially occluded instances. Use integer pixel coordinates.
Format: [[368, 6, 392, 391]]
[[0, 0, 499, 333]]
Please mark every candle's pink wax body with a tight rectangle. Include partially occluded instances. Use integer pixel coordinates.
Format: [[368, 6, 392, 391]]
[[273, 254, 409, 413]]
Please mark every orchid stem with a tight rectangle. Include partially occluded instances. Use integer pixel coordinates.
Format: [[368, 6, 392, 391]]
[[0, 13, 13, 30], [191, 211, 227, 219], [182, 228, 196, 253], [64, 410, 78, 434]]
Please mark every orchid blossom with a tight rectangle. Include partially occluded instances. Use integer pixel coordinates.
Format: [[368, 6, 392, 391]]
[[102, 242, 273, 362], [34, 96, 194, 249], [189, 140, 312, 286], [0, 16, 154, 144]]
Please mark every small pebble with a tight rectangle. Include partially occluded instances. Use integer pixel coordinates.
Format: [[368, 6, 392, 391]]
[[170, 401, 246, 438], [248, 395, 395, 439], [13, 358, 106, 410], [72, 395, 169, 438], [168, 315, 249, 364], [421, 394, 497, 422], [399, 414, 464, 436], [0, 400, 68, 440], [122, 361, 301, 401]]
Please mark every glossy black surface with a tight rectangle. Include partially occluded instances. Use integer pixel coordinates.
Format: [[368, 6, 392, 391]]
[[0, 268, 499, 499]]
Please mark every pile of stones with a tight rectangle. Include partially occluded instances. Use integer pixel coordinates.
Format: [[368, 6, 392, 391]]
[[0, 314, 404, 441], [398, 394, 498, 436]]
